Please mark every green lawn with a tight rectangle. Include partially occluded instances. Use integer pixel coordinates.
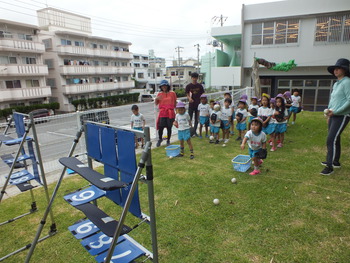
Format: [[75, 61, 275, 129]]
[[1, 111, 350, 263]]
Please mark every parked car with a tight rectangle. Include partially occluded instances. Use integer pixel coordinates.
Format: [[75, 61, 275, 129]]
[[139, 94, 154, 103], [24, 109, 51, 124]]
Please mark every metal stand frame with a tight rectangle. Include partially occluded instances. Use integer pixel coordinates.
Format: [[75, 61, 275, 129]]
[[0, 112, 56, 261]]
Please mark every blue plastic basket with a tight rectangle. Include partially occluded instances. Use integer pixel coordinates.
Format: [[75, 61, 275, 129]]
[[165, 145, 180, 157], [231, 155, 251, 172]]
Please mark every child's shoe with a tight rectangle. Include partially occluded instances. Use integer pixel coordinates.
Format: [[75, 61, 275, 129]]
[[205, 134, 209, 138], [156, 139, 162, 147], [230, 131, 234, 135], [292, 121, 295, 125], [190, 154, 194, 159], [270, 147, 276, 152], [269, 141, 273, 146], [249, 169, 260, 175], [236, 136, 241, 141], [258, 159, 264, 166], [277, 143, 283, 148], [199, 136, 203, 139], [268, 139, 272, 143], [224, 139, 229, 143], [215, 140, 220, 144]]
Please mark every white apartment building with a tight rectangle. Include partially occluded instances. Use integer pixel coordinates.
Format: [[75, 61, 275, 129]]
[[133, 51, 166, 93], [241, 0, 350, 111], [0, 20, 51, 109], [37, 8, 134, 112], [165, 66, 195, 90]]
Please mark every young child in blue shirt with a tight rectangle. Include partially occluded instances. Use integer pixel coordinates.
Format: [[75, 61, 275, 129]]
[[173, 101, 194, 159]]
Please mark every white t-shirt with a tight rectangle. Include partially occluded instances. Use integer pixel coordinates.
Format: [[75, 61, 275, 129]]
[[175, 112, 190, 131], [248, 104, 259, 110], [245, 130, 267, 151], [269, 108, 277, 124], [258, 106, 271, 117], [198, 103, 210, 117], [130, 113, 145, 128], [291, 95, 301, 107], [235, 108, 248, 122], [210, 110, 222, 127], [221, 107, 232, 121]]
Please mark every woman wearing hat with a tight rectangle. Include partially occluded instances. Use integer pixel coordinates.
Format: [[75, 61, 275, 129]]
[[155, 80, 177, 147], [321, 58, 350, 175]]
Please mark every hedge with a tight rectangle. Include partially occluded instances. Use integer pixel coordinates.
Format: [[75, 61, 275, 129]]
[[0, 102, 60, 119], [71, 93, 140, 111]]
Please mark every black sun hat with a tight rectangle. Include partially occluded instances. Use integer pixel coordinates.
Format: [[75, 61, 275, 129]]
[[327, 58, 350, 77]]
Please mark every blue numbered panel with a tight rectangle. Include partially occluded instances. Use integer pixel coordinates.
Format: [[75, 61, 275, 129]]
[[64, 186, 106, 207], [68, 219, 100, 240], [9, 173, 35, 185], [81, 232, 125, 256]]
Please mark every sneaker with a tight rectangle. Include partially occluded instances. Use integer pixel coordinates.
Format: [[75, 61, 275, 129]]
[[269, 141, 273, 146], [268, 139, 272, 143], [224, 139, 229, 143], [258, 159, 264, 166], [230, 131, 234, 135], [277, 143, 283, 148], [236, 136, 241, 141], [199, 136, 203, 139], [166, 141, 171, 146], [292, 121, 295, 125], [270, 147, 277, 152], [320, 166, 333, 175], [156, 139, 162, 147], [209, 140, 214, 144], [321, 161, 341, 168], [205, 135, 209, 138], [190, 154, 194, 159], [215, 140, 220, 144], [249, 169, 261, 175]]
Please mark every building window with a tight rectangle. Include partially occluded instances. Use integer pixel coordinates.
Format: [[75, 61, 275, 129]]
[[122, 76, 128, 81], [315, 14, 350, 43], [0, 56, 9, 64], [134, 63, 140, 68], [5, 80, 21, 89], [74, 41, 84, 47], [44, 59, 54, 69], [99, 44, 107, 49], [26, 79, 40, 87], [157, 72, 161, 77], [121, 62, 128, 67], [0, 31, 12, 38], [251, 19, 299, 45], [46, 78, 56, 88], [61, 39, 72, 45], [42, 39, 52, 49], [18, 33, 32, 41], [138, 73, 144, 79], [91, 43, 98, 49], [22, 57, 37, 64]]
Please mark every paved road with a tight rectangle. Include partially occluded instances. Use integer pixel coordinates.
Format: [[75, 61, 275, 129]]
[[0, 102, 159, 187]]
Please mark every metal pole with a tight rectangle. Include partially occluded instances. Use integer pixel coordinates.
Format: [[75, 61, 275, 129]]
[[25, 127, 84, 263], [29, 113, 56, 231], [104, 141, 151, 263], [144, 127, 158, 262]]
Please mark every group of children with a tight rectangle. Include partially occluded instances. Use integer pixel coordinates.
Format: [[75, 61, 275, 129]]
[[130, 88, 302, 174]]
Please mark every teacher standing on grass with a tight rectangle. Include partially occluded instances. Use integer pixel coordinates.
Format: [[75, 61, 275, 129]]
[[185, 72, 204, 137], [321, 58, 350, 175], [155, 80, 177, 147]]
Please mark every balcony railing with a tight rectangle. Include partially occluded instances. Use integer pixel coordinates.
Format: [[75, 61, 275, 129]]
[[57, 46, 133, 59], [0, 86, 52, 102], [0, 39, 45, 53], [0, 64, 48, 76], [60, 65, 134, 75], [63, 80, 134, 95]]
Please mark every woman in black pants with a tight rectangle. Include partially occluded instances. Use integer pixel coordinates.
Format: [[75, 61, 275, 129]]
[[321, 58, 350, 175]]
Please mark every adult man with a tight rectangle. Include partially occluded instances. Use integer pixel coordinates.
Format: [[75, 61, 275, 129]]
[[185, 72, 204, 136]]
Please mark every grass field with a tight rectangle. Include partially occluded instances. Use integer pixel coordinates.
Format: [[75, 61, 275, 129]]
[[1, 111, 350, 263]]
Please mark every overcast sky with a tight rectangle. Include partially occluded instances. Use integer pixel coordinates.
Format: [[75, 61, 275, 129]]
[[1, 0, 280, 63]]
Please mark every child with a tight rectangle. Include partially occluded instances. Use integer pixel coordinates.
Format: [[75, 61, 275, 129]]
[[221, 98, 233, 144], [258, 94, 272, 133], [221, 92, 235, 136], [209, 99, 215, 114], [130, 104, 145, 148], [248, 96, 259, 123], [241, 118, 267, 175], [209, 104, 222, 144], [197, 94, 210, 138], [289, 89, 302, 125], [268, 98, 278, 151], [273, 95, 289, 148], [173, 101, 194, 159], [235, 99, 248, 141]]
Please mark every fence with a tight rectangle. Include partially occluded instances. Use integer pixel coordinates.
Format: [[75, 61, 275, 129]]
[[0, 87, 254, 191]]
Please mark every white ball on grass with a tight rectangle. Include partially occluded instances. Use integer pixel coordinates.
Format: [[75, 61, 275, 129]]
[[169, 156, 173, 159], [231, 178, 237, 184], [209, 136, 214, 140], [213, 198, 220, 205]]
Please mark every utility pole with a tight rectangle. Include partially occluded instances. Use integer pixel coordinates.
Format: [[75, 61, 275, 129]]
[[175, 46, 183, 89], [212, 15, 228, 51], [194, 44, 200, 73]]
